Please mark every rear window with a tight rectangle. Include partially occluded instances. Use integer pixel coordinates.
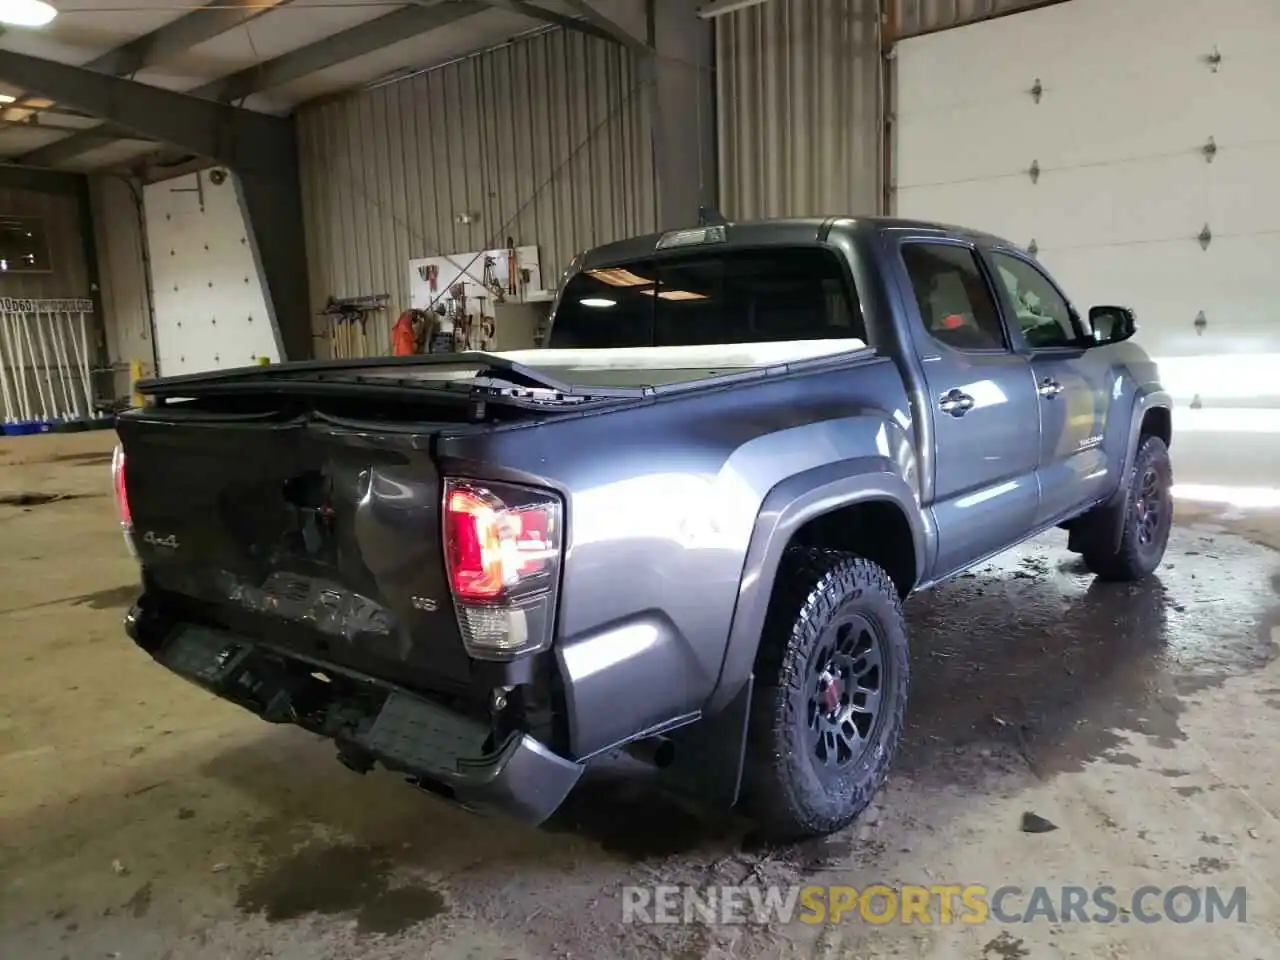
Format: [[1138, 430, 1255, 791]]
[[547, 247, 864, 349]]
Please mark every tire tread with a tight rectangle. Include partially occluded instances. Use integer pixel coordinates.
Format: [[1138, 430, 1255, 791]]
[[742, 548, 909, 840]]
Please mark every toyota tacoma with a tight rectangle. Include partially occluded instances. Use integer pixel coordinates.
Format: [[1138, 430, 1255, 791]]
[[113, 217, 1173, 839]]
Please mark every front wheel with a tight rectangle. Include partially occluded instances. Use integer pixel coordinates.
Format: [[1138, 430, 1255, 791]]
[[741, 549, 909, 840], [1081, 435, 1173, 581]]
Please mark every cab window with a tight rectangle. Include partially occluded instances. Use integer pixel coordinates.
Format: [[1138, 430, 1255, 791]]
[[990, 252, 1082, 349], [900, 242, 1007, 351], [548, 247, 865, 348]]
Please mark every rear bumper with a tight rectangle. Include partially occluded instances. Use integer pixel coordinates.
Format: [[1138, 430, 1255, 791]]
[[124, 605, 583, 825]]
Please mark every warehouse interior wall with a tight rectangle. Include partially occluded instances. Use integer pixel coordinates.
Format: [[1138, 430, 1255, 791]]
[[0, 165, 113, 418], [716, 0, 883, 220], [89, 174, 153, 401], [297, 26, 656, 355], [0, 168, 93, 301]]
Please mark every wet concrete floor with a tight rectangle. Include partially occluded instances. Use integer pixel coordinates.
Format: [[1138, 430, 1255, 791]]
[[2, 431, 1279, 959]]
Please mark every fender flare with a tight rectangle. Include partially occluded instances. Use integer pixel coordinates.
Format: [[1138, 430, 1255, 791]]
[[1102, 387, 1172, 549], [704, 457, 927, 714]]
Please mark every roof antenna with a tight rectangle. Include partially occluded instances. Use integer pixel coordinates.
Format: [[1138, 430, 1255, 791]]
[[697, 205, 728, 227]]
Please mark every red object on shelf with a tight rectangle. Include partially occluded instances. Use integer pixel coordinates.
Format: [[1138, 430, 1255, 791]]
[[391, 310, 417, 356]]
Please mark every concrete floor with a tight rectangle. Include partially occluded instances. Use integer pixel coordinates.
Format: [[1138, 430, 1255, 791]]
[[2, 431, 1279, 959]]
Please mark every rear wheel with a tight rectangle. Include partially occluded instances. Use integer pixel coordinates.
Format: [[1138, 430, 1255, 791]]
[[742, 548, 909, 840], [1080, 435, 1173, 581]]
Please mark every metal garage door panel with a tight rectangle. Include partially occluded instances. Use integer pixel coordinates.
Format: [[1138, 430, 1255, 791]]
[[896, 70, 1213, 191], [897, 178, 1042, 247], [1209, 141, 1280, 237], [893, 0, 1212, 113], [1045, 237, 1280, 357], [1042, 236, 1280, 406], [1027, 153, 1208, 249], [895, 98, 1035, 187], [146, 172, 279, 376], [897, 15, 1216, 188], [898, 149, 1208, 252], [896, 0, 1280, 492]]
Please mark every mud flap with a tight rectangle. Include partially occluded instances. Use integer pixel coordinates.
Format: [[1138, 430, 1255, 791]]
[[657, 676, 753, 809]]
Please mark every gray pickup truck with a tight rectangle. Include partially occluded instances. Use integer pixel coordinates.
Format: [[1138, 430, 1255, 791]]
[[114, 217, 1173, 840]]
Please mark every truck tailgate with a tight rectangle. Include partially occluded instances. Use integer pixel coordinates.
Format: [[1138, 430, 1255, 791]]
[[116, 411, 474, 692]]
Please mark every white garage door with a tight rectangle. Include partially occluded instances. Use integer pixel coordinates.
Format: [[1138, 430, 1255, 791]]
[[145, 170, 281, 377], [895, 0, 1280, 498]]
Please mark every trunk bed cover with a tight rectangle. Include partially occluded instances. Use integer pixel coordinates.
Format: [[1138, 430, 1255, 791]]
[[122, 338, 871, 693], [137, 339, 871, 396]]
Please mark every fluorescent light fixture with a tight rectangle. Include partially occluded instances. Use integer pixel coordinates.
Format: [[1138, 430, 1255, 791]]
[[579, 298, 616, 308], [698, 0, 772, 19], [0, 0, 58, 27], [0, 95, 14, 104]]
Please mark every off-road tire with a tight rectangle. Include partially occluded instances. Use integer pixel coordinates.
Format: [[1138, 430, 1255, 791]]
[[741, 548, 909, 841], [1080, 435, 1173, 582]]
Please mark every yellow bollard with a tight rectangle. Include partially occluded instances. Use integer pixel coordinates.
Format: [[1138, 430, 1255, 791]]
[[129, 359, 146, 408]]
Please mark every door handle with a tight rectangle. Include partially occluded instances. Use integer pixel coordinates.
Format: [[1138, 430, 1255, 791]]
[[1038, 378, 1063, 398], [938, 388, 975, 417]]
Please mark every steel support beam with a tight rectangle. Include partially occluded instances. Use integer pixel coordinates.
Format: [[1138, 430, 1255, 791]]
[[15, 0, 293, 166], [0, 52, 312, 361], [478, 1, 648, 53], [645, 0, 716, 230], [85, 0, 294, 78], [19, 1, 487, 168], [236, 162, 313, 364], [0, 51, 292, 172], [199, 1, 486, 103], [560, 0, 651, 54]]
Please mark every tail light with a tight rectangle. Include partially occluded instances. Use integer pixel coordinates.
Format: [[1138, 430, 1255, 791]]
[[111, 443, 137, 556], [443, 478, 562, 660]]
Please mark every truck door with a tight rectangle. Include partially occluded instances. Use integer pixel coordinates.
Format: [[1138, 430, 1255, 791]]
[[896, 239, 1042, 578], [984, 249, 1114, 524]]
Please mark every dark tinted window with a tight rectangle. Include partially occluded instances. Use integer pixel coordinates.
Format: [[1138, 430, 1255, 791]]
[[548, 247, 864, 349], [901, 243, 1006, 351], [991, 252, 1081, 348], [0, 216, 51, 273]]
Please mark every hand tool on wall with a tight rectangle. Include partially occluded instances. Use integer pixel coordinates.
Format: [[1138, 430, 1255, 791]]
[[416, 263, 440, 294], [482, 255, 505, 304], [320, 294, 390, 358], [506, 237, 517, 298]]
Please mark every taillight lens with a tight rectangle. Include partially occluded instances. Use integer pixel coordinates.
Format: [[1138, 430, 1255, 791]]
[[443, 478, 562, 660], [111, 443, 137, 557], [112, 443, 131, 525]]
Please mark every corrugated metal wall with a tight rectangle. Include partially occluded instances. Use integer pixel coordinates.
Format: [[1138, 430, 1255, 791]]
[[891, 0, 1070, 38], [296, 27, 655, 352], [89, 174, 156, 398], [0, 183, 90, 300], [716, 0, 882, 220]]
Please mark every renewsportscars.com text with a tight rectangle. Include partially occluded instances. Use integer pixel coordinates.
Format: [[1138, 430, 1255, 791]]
[[622, 884, 1247, 926]]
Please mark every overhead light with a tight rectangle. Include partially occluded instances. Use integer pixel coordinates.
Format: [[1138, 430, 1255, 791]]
[[697, 0, 772, 19], [0, 1, 58, 27], [579, 298, 616, 309], [0, 95, 14, 104]]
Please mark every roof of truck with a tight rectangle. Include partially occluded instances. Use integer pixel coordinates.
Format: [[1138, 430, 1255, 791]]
[[579, 216, 1017, 268]]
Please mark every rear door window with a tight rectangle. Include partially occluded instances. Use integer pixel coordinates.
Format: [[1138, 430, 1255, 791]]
[[900, 242, 1008, 352], [548, 247, 864, 348]]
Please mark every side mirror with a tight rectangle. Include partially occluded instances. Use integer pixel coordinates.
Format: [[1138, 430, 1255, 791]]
[[1087, 305, 1137, 346]]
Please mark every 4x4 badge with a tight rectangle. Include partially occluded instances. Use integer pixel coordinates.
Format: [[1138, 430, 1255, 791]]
[[143, 531, 179, 550]]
